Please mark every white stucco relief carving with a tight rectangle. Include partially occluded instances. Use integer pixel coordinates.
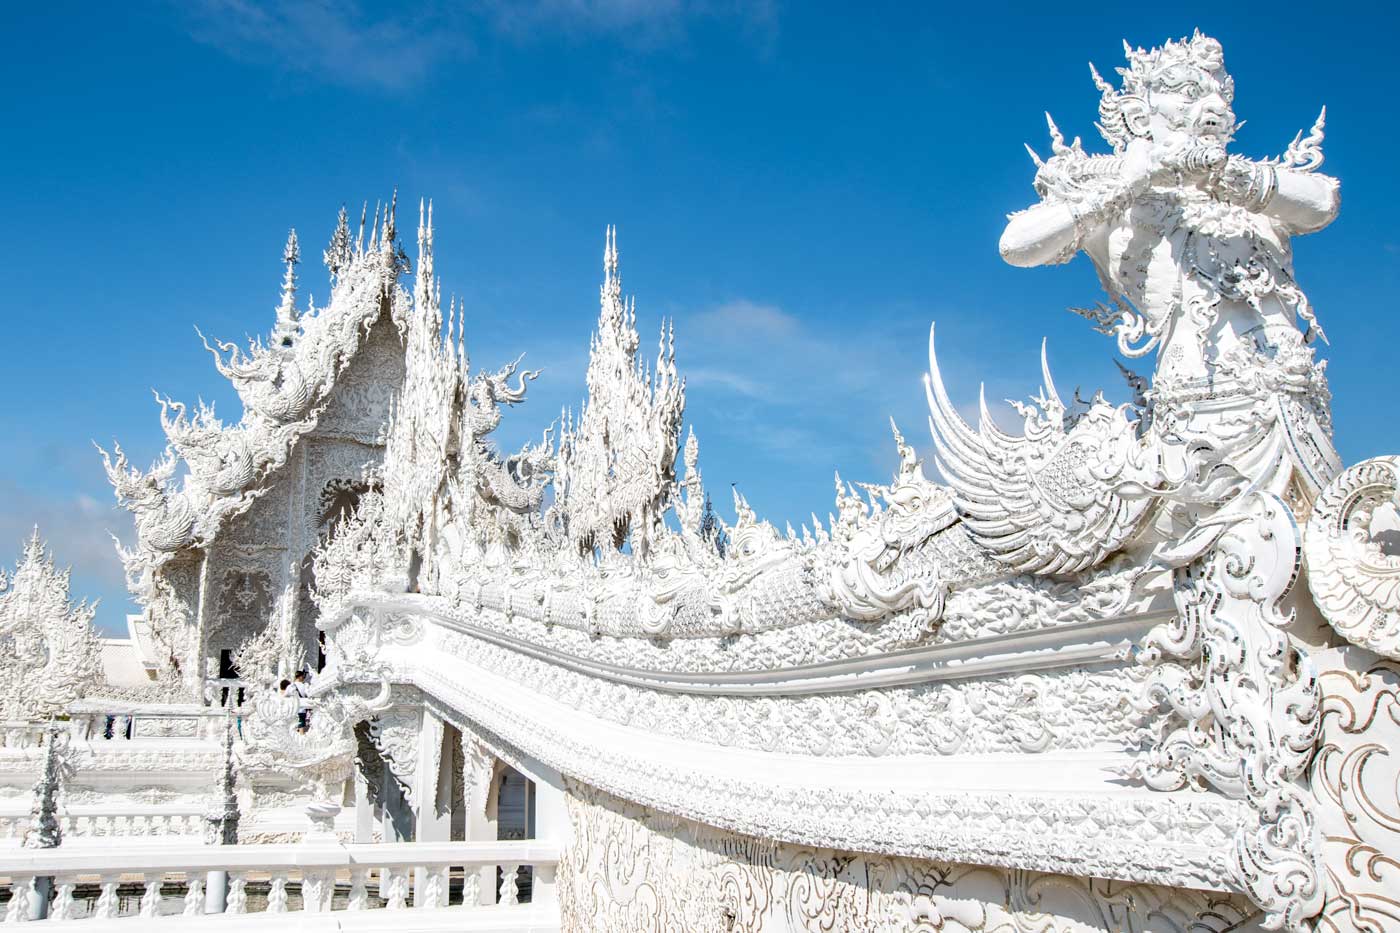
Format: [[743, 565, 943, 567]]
[[54, 28, 1399, 933], [561, 782, 1264, 933], [1305, 457, 1400, 660], [1309, 648, 1400, 932], [0, 530, 103, 722]]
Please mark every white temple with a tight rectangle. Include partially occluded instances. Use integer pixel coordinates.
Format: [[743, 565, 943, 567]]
[[1, 32, 1396, 932]]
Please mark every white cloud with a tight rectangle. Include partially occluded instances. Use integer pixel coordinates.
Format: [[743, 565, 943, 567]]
[[686, 366, 768, 398], [179, 0, 474, 91], [690, 300, 801, 342], [0, 480, 136, 634], [481, 0, 776, 47], [178, 0, 776, 91], [673, 298, 930, 477]]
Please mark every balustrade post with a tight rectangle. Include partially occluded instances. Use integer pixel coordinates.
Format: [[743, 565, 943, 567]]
[[462, 868, 481, 906], [267, 874, 289, 913], [4, 875, 34, 922], [183, 876, 206, 916], [533, 859, 558, 906], [303, 869, 335, 913], [51, 877, 75, 920], [347, 867, 369, 910], [226, 875, 248, 914], [413, 864, 450, 909], [499, 864, 521, 906], [94, 875, 120, 919], [384, 868, 409, 910], [140, 877, 162, 918]]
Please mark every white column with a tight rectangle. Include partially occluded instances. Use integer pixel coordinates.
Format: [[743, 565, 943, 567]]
[[498, 748, 570, 906], [381, 765, 409, 842], [414, 711, 450, 900], [354, 765, 375, 843], [414, 711, 450, 842], [459, 729, 499, 906], [204, 871, 227, 914], [378, 766, 409, 900]]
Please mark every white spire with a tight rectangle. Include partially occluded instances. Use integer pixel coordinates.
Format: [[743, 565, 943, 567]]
[[273, 229, 300, 348], [603, 225, 619, 295], [324, 205, 352, 282]]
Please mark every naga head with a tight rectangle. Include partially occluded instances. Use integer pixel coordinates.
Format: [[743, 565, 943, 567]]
[[465, 355, 540, 439], [1092, 30, 1236, 153]]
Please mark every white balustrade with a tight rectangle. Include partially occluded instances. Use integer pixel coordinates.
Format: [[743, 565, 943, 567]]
[[63, 705, 229, 744], [205, 679, 251, 712], [0, 839, 559, 926], [0, 806, 209, 845], [0, 722, 47, 750]]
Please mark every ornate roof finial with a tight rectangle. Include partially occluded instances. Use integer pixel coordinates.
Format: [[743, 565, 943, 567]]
[[604, 225, 619, 296], [384, 188, 399, 248], [684, 426, 699, 474], [273, 229, 300, 348], [416, 198, 435, 308], [324, 205, 352, 283], [23, 524, 43, 563]]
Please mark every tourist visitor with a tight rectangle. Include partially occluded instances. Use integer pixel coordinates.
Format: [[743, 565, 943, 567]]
[[294, 670, 312, 732]]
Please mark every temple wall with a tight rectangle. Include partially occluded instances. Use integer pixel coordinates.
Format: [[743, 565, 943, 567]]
[[200, 316, 404, 675], [557, 781, 1265, 933]]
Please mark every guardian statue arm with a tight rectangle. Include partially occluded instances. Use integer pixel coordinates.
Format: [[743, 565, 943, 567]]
[[997, 137, 1155, 268], [1255, 163, 1338, 233], [998, 199, 1082, 268], [999, 131, 1339, 269]]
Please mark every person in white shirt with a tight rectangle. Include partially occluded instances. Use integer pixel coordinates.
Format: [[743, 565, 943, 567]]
[[293, 671, 312, 732]]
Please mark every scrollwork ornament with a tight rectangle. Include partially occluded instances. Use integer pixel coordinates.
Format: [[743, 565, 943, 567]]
[[1135, 492, 1324, 930], [383, 612, 424, 646], [1310, 647, 1400, 933], [560, 782, 1262, 933], [1304, 457, 1400, 660]]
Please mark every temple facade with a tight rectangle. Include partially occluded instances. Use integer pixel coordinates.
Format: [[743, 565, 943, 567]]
[[1, 32, 1397, 933]]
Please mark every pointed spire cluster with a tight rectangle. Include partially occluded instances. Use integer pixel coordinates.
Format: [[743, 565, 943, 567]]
[[324, 205, 353, 282], [0, 529, 103, 722], [379, 198, 476, 542], [555, 227, 686, 557]]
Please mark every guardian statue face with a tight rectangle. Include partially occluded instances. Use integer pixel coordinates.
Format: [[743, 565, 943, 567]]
[[1143, 62, 1234, 147], [1095, 32, 1238, 153]]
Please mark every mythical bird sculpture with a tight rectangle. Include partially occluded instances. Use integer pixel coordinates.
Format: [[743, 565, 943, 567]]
[[927, 331, 1152, 575]]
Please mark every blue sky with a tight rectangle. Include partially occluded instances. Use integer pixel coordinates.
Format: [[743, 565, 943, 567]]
[[2, 2, 1397, 634]]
